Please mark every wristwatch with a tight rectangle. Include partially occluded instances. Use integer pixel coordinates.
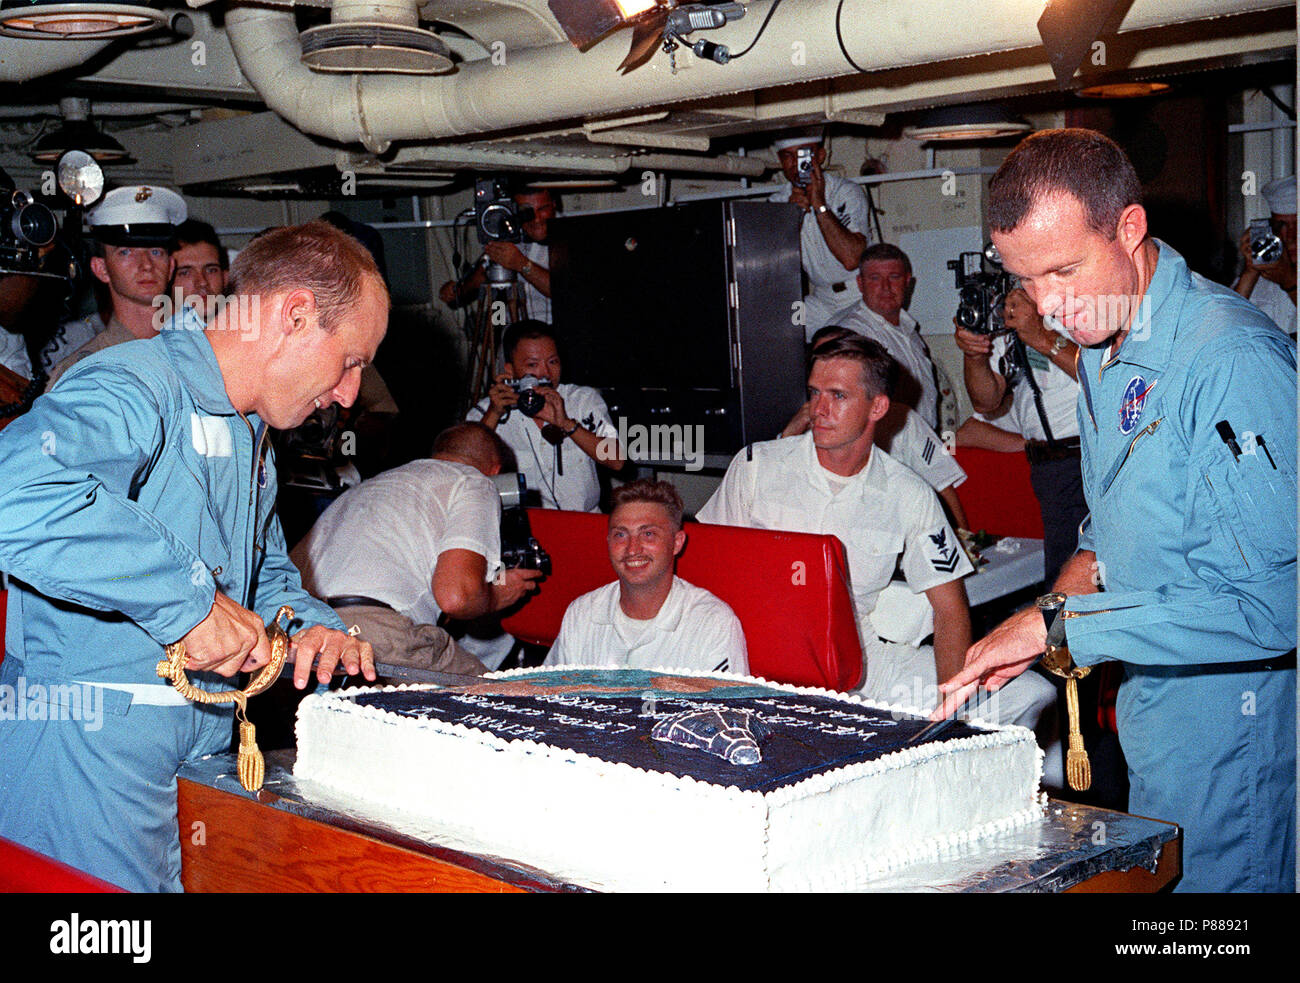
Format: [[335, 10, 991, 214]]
[[562, 420, 580, 438], [1048, 334, 1070, 357], [815, 204, 829, 215], [1036, 592, 1069, 649], [520, 261, 535, 276]]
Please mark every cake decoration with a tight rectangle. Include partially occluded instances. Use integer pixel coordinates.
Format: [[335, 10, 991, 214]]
[[651, 708, 772, 765]]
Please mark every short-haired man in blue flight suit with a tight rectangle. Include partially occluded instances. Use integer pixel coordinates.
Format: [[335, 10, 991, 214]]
[[939, 129, 1295, 892], [0, 221, 387, 891]]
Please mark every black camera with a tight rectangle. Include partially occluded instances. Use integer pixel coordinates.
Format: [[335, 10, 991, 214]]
[[1249, 218, 1285, 265], [492, 472, 552, 576], [794, 147, 814, 187], [949, 247, 1015, 336], [0, 189, 58, 277], [474, 177, 534, 245], [505, 374, 549, 418]]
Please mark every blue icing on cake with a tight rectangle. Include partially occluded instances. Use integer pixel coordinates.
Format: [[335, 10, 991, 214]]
[[349, 668, 993, 794]]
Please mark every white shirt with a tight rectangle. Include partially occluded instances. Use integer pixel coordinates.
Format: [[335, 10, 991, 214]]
[[1, 326, 31, 379], [1246, 276, 1297, 338], [545, 576, 749, 675], [832, 301, 942, 430], [975, 333, 1081, 442], [520, 241, 551, 324], [769, 174, 872, 292], [696, 433, 972, 650], [874, 406, 965, 492], [291, 459, 503, 626], [469, 382, 618, 512]]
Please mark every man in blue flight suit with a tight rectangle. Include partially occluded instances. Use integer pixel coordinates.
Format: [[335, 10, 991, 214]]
[[938, 129, 1295, 892], [0, 221, 385, 891]]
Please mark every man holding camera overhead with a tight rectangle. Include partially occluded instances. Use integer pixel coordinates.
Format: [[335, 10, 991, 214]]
[[769, 131, 872, 340], [469, 319, 624, 511]]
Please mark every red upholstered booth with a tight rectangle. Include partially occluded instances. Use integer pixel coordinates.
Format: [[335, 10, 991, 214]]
[[500, 509, 864, 692], [0, 836, 124, 892], [951, 447, 1045, 539]]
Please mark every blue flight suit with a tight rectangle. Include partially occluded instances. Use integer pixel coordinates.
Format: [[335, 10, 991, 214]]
[[0, 314, 341, 891], [1065, 241, 1296, 892]]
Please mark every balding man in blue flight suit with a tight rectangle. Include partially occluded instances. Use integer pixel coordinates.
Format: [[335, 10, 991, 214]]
[[939, 129, 1295, 892], [0, 221, 386, 891]]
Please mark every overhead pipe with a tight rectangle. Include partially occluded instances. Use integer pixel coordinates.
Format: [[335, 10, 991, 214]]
[[224, 0, 1288, 151]]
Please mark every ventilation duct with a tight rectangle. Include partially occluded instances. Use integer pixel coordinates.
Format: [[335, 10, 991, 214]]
[[299, 0, 453, 74]]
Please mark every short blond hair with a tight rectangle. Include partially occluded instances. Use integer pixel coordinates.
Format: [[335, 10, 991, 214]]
[[228, 221, 388, 334]]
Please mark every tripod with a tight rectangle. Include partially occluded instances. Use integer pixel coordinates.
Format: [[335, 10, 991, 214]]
[[465, 263, 529, 411]]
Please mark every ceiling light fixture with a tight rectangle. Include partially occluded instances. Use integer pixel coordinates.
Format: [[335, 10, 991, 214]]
[[30, 98, 131, 164], [0, 0, 169, 38], [902, 105, 1032, 143], [1077, 81, 1172, 99]]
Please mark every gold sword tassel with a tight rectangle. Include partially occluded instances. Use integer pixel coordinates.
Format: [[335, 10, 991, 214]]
[[157, 605, 294, 792]]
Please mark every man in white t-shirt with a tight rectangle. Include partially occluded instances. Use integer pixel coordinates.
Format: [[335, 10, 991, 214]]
[[831, 244, 945, 430], [440, 188, 556, 323], [292, 422, 542, 675], [768, 132, 872, 339], [1233, 174, 1296, 338], [698, 335, 1052, 729], [546, 479, 748, 674], [468, 319, 624, 511]]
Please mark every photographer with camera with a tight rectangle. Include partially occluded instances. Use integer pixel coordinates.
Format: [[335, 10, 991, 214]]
[[291, 422, 542, 676], [1233, 174, 1296, 338], [439, 187, 556, 322], [469, 319, 624, 511], [769, 131, 872, 339], [955, 285, 1086, 584]]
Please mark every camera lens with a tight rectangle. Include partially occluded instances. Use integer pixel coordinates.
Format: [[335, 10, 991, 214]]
[[517, 388, 546, 417], [12, 201, 57, 248]]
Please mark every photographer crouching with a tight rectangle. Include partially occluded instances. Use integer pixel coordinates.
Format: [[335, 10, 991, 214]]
[[955, 284, 1086, 585]]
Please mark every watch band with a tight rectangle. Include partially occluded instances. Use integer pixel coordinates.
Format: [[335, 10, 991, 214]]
[[562, 421, 580, 438], [1037, 592, 1068, 648]]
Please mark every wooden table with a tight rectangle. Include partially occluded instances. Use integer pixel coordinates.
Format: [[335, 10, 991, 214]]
[[178, 751, 1179, 893]]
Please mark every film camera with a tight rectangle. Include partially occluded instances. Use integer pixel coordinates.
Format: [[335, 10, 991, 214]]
[[492, 472, 552, 576], [475, 177, 534, 245], [794, 147, 815, 187], [1249, 218, 1285, 265], [503, 374, 549, 419], [949, 245, 1016, 336], [0, 188, 58, 277]]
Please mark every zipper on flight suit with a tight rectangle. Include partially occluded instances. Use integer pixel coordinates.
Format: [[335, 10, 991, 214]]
[[1100, 417, 1163, 495], [1202, 472, 1251, 569]]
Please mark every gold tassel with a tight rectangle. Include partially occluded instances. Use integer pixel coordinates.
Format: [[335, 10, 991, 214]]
[[1064, 675, 1093, 792], [235, 703, 265, 793]]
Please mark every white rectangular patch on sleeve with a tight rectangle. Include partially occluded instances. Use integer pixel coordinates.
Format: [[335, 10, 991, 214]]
[[190, 413, 233, 458]]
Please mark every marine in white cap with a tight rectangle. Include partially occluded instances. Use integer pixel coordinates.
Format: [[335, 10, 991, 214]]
[[767, 129, 873, 340], [1233, 173, 1296, 337], [42, 184, 187, 389]]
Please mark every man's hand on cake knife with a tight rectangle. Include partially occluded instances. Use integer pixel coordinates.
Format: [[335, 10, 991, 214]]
[[932, 606, 1044, 721], [287, 625, 377, 689]]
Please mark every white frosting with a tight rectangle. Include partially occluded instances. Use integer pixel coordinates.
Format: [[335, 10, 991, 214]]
[[295, 667, 1043, 891]]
